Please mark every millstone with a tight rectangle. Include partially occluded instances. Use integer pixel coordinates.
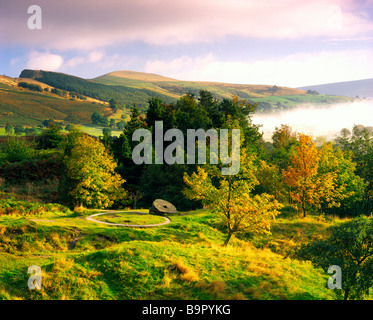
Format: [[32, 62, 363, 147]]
[[150, 199, 177, 215]]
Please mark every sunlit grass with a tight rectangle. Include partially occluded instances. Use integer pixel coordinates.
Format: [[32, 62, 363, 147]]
[[0, 202, 336, 300]]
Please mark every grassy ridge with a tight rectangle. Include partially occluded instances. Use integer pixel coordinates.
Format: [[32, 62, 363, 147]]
[[0, 82, 104, 126], [20, 70, 176, 108], [95, 73, 355, 112], [1, 70, 357, 127], [0, 199, 336, 300]]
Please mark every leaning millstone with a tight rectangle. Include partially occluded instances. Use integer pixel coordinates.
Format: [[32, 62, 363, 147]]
[[150, 199, 177, 215]]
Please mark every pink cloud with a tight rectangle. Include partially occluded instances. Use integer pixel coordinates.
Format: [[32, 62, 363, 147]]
[[2, 0, 373, 50]]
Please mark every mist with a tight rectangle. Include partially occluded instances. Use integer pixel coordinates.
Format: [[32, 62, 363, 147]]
[[252, 100, 373, 142]]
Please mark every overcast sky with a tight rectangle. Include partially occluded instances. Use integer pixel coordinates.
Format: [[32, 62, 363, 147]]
[[1, 0, 373, 87]]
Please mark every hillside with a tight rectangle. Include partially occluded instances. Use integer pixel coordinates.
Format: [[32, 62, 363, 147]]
[[95, 71, 356, 112], [21, 69, 354, 113], [0, 69, 357, 127], [0, 80, 108, 126], [298, 78, 373, 99], [19, 69, 176, 108], [94, 70, 306, 98], [0, 199, 335, 300]]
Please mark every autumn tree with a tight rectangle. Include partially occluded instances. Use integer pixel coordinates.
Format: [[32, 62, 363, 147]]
[[282, 134, 362, 217], [62, 134, 126, 208], [282, 134, 321, 217], [184, 149, 282, 247]]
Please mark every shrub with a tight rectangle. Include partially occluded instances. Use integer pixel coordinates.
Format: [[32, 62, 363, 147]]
[[296, 216, 373, 300], [0, 137, 34, 162]]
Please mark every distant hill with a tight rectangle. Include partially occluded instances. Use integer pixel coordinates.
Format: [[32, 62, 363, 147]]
[[0, 69, 356, 127], [19, 69, 175, 109], [23, 69, 336, 113], [93, 70, 354, 112], [103, 71, 177, 82], [298, 78, 373, 99], [94, 70, 307, 101]]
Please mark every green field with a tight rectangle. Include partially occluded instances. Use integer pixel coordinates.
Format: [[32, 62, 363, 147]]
[[77, 124, 123, 137], [0, 196, 339, 300]]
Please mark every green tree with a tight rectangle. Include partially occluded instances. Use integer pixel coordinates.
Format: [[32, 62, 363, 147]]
[[37, 123, 64, 149], [296, 216, 373, 300], [270, 124, 298, 170], [336, 125, 373, 214], [109, 118, 116, 128], [102, 127, 112, 136], [255, 160, 286, 202], [91, 112, 109, 126], [63, 135, 126, 208], [317, 142, 367, 217], [109, 98, 120, 110], [5, 124, 14, 135]]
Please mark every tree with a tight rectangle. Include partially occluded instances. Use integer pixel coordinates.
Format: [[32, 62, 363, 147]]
[[296, 216, 373, 300], [102, 127, 112, 136], [271, 124, 298, 170], [116, 119, 126, 130], [184, 149, 282, 247], [282, 134, 321, 217], [317, 142, 366, 217], [91, 111, 109, 126], [109, 98, 120, 110], [62, 135, 126, 208], [255, 160, 286, 202], [5, 124, 14, 135], [335, 125, 373, 215], [37, 123, 64, 149], [65, 124, 75, 132], [14, 125, 25, 135]]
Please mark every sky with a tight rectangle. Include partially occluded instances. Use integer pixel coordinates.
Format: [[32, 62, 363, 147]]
[[1, 0, 373, 87]]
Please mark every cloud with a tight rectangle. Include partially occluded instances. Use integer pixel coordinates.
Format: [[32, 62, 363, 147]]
[[2, 0, 373, 50], [26, 51, 63, 71], [144, 49, 373, 87], [64, 50, 105, 68]]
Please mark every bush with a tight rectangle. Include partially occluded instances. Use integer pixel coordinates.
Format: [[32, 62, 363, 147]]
[[0, 156, 63, 184], [17, 82, 43, 92], [0, 137, 34, 162], [296, 216, 373, 300], [36, 124, 64, 149]]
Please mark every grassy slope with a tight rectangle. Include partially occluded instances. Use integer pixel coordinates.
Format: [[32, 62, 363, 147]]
[[0, 82, 106, 126], [0, 202, 336, 300], [1, 70, 356, 128], [94, 72, 355, 112]]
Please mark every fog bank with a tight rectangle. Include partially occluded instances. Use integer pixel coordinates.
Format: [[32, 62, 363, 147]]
[[252, 100, 373, 141]]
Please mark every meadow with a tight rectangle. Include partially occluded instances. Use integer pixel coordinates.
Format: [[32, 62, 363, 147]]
[[0, 198, 337, 300]]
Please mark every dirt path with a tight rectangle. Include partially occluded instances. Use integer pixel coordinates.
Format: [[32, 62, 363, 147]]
[[86, 211, 171, 228]]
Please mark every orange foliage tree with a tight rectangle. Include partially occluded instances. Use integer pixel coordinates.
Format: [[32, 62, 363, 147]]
[[282, 134, 353, 217]]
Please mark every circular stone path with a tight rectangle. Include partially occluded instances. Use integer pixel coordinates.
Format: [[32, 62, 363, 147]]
[[86, 211, 171, 228]]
